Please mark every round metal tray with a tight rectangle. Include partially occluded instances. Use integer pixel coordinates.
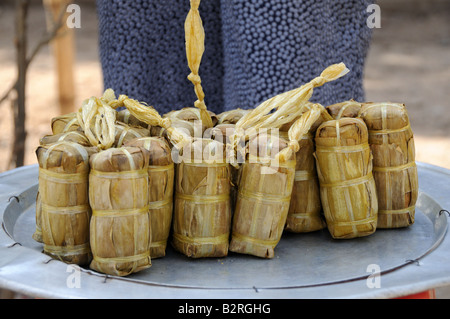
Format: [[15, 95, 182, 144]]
[[0, 163, 449, 299]]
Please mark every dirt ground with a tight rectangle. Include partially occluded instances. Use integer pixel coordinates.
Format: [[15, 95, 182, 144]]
[[0, 0, 449, 299]]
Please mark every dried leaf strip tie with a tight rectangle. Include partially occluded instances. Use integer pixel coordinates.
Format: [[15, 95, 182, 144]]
[[185, 0, 213, 128], [77, 96, 117, 150]]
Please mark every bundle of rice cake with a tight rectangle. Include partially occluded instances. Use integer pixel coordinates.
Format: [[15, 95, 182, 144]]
[[358, 102, 418, 228], [113, 122, 150, 148], [36, 141, 97, 265], [125, 137, 174, 258], [33, 0, 425, 276], [216, 108, 251, 125], [280, 103, 331, 233], [109, 93, 231, 259], [33, 131, 90, 245], [164, 107, 218, 127], [314, 117, 378, 239], [229, 132, 296, 258], [226, 63, 348, 257], [172, 139, 232, 258], [88, 147, 152, 276], [325, 100, 418, 229], [284, 130, 325, 233], [117, 108, 152, 130], [39, 130, 90, 147], [51, 112, 80, 134]]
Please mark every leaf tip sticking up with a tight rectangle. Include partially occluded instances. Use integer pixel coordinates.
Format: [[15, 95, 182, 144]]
[[185, 0, 213, 128]]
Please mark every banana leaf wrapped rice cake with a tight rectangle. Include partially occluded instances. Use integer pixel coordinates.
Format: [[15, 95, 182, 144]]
[[39, 130, 90, 147], [358, 102, 418, 228], [36, 141, 96, 265], [113, 122, 150, 148], [326, 100, 362, 120], [51, 112, 80, 134], [89, 147, 152, 276], [284, 130, 325, 233], [227, 106, 322, 258], [325, 100, 418, 229], [314, 117, 378, 239], [216, 108, 251, 125], [164, 107, 218, 127], [33, 131, 90, 244], [229, 132, 296, 258], [172, 138, 232, 258], [228, 63, 349, 256], [125, 137, 175, 258], [280, 103, 332, 233]]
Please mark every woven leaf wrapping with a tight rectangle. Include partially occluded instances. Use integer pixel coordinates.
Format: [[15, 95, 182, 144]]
[[358, 102, 418, 228], [40, 131, 90, 147], [51, 112, 80, 134], [230, 63, 349, 166], [89, 147, 152, 276], [324, 100, 418, 229], [36, 141, 96, 265], [229, 133, 296, 258], [314, 118, 378, 239], [113, 122, 150, 148], [172, 139, 231, 258], [125, 137, 175, 258]]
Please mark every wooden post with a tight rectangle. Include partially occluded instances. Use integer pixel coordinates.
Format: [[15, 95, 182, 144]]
[[43, 0, 75, 115], [11, 0, 29, 168]]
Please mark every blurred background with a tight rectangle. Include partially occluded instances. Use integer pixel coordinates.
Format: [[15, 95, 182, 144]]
[[0, 0, 449, 298]]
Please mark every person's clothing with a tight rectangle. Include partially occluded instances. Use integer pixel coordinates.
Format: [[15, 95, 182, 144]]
[[97, 0, 374, 114]]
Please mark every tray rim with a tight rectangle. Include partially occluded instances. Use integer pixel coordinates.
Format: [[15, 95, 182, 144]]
[[0, 162, 450, 299]]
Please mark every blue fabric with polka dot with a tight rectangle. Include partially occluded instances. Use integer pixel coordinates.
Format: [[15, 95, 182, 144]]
[[96, 0, 374, 115]]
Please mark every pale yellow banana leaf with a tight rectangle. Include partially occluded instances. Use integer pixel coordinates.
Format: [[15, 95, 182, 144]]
[[229, 63, 349, 165], [185, 0, 213, 128]]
